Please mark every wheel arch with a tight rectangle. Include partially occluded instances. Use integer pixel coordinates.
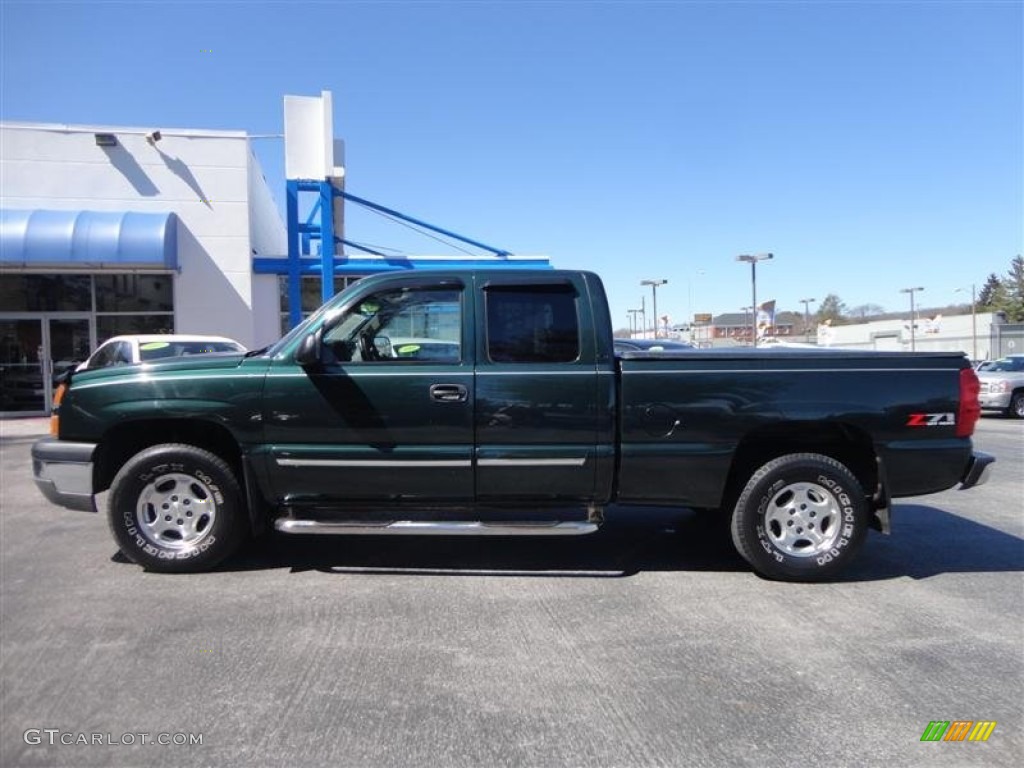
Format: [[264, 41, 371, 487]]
[[93, 419, 243, 494], [723, 421, 879, 510]]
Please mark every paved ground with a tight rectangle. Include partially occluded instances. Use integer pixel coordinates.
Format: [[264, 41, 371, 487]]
[[1, 416, 1021, 768]]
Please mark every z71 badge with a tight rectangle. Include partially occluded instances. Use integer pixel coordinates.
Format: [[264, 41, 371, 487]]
[[907, 412, 956, 427]]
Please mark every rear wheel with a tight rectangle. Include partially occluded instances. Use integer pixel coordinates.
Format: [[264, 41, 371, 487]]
[[108, 443, 246, 573], [730, 453, 870, 582]]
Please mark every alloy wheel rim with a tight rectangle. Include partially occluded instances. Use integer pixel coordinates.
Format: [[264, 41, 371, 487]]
[[136, 472, 217, 549], [764, 481, 843, 557]]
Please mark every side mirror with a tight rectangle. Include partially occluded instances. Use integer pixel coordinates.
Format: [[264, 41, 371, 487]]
[[294, 330, 322, 367]]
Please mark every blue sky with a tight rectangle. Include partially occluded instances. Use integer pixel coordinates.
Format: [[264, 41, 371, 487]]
[[2, 0, 1021, 329]]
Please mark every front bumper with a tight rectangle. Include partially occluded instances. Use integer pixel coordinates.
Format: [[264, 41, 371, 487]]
[[31, 437, 98, 512], [959, 451, 995, 490], [978, 392, 1011, 410]]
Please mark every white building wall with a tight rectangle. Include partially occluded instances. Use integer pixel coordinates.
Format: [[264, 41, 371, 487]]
[[823, 312, 997, 360], [0, 122, 287, 349], [246, 147, 288, 347]]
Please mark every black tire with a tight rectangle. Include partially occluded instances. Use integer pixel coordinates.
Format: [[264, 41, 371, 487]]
[[730, 453, 870, 582], [1009, 391, 1024, 419], [107, 443, 246, 573]]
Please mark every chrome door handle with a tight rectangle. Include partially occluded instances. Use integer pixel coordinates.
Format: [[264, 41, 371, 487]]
[[430, 384, 468, 403]]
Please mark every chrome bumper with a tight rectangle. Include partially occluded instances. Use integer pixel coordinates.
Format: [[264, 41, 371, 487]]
[[31, 437, 97, 512], [960, 451, 995, 490]]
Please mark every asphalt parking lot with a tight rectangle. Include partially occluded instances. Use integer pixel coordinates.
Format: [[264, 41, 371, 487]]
[[1, 416, 1021, 768]]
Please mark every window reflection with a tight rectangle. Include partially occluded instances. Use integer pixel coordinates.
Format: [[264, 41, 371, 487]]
[[95, 274, 173, 312], [0, 275, 91, 311]]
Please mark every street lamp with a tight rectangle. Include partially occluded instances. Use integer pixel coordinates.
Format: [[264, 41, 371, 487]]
[[627, 309, 642, 338], [741, 306, 754, 344], [955, 284, 978, 362], [800, 297, 817, 343], [641, 279, 668, 338], [900, 287, 925, 351], [687, 269, 706, 326], [736, 253, 773, 347]]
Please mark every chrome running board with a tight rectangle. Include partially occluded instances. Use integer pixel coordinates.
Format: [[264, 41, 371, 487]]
[[274, 519, 599, 536]]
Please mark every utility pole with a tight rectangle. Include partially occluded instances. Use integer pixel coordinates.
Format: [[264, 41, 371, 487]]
[[736, 254, 773, 347], [641, 279, 668, 339], [900, 286, 925, 351], [627, 309, 641, 337], [800, 297, 817, 343], [955, 285, 978, 361]]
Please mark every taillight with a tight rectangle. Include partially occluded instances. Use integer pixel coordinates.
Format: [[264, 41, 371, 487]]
[[957, 367, 981, 438], [50, 382, 66, 437]]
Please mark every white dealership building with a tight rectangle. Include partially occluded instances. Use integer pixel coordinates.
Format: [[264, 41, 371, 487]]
[[0, 94, 548, 415], [0, 121, 288, 414]]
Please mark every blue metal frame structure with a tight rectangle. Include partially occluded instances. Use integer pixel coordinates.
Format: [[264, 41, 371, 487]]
[[264, 179, 536, 328]]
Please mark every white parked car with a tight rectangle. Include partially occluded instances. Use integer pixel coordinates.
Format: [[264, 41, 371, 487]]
[[76, 334, 247, 372], [976, 354, 1024, 418]]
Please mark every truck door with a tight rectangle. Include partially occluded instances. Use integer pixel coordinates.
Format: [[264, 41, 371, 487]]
[[474, 276, 609, 502], [262, 278, 474, 505]]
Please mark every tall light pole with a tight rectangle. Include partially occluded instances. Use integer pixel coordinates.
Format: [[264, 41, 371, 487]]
[[639, 296, 647, 340], [800, 297, 817, 343], [641, 279, 668, 338], [955, 284, 978, 362], [687, 269, 706, 326], [736, 253, 773, 347], [900, 286, 925, 351], [627, 309, 641, 338]]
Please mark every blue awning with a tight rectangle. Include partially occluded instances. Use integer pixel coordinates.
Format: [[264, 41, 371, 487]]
[[0, 209, 178, 269]]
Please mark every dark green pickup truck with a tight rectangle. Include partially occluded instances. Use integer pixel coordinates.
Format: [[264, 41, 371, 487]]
[[32, 270, 994, 581]]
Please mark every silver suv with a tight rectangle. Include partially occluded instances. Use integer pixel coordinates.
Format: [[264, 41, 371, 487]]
[[977, 354, 1024, 418]]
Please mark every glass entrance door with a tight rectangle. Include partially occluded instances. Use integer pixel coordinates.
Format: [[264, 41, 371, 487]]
[[0, 315, 92, 415], [0, 318, 45, 413], [46, 316, 92, 408]]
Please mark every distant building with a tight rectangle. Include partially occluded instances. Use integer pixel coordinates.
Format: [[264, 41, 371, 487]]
[[707, 311, 797, 346], [697, 309, 1003, 357], [818, 312, 1001, 359]]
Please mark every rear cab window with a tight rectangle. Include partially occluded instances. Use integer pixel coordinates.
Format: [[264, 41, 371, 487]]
[[485, 284, 580, 364]]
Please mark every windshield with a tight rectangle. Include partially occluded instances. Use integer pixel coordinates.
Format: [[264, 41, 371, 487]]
[[987, 357, 1024, 372], [138, 340, 245, 362]]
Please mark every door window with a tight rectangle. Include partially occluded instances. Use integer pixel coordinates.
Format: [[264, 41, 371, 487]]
[[322, 287, 462, 364]]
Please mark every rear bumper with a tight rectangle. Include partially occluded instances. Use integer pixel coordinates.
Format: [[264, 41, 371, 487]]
[[31, 437, 97, 512], [959, 451, 995, 490]]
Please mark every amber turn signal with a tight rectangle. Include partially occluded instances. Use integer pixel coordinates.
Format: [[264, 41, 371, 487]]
[[50, 383, 66, 437]]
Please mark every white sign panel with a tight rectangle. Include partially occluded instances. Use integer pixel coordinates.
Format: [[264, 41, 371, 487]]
[[284, 91, 335, 180]]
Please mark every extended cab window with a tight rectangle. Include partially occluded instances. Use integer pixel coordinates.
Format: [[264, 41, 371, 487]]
[[486, 284, 580, 363], [322, 287, 462, 364]]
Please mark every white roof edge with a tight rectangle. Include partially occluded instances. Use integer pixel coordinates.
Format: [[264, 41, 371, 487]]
[[255, 254, 549, 261], [0, 120, 250, 139]]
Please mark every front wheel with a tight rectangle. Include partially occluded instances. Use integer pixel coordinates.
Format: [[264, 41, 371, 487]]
[[107, 443, 246, 573], [730, 453, 870, 582], [1009, 391, 1024, 419]]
